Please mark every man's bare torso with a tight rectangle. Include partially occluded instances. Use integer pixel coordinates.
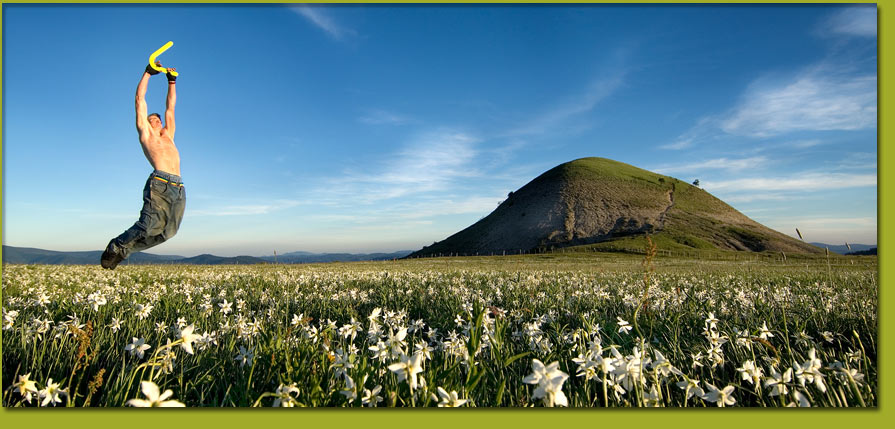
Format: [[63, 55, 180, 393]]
[[140, 130, 180, 176]]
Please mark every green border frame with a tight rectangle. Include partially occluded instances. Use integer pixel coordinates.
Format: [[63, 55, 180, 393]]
[[0, 1, 888, 428]]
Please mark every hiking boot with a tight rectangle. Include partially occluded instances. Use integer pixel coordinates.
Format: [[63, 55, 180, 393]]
[[101, 241, 126, 269]]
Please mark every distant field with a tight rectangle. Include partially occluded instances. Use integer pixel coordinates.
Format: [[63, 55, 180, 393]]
[[1, 252, 877, 407]]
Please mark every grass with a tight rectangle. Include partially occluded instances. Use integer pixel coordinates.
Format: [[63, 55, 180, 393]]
[[1, 250, 877, 407]]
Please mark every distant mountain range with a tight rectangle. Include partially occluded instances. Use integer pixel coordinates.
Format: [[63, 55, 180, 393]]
[[1, 246, 413, 266], [808, 243, 877, 255]]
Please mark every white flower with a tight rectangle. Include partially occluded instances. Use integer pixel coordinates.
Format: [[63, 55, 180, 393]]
[[643, 384, 662, 407], [572, 354, 599, 381], [362, 385, 383, 407], [218, 299, 232, 315], [676, 378, 704, 401], [273, 383, 300, 407], [758, 321, 774, 340], [794, 348, 826, 393], [388, 353, 424, 392], [454, 314, 465, 327], [736, 360, 763, 385], [765, 367, 793, 397], [436, 387, 468, 407], [291, 313, 307, 327], [125, 337, 152, 359], [39, 378, 66, 406], [617, 317, 632, 335], [651, 349, 680, 378], [178, 324, 201, 355], [339, 375, 358, 403], [134, 303, 153, 320], [87, 292, 107, 311], [234, 345, 254, 367], [126, 381, 185, 407], [3, 308, 19, 330], [330, 348, 355, 380], [109, 318, 122, 333], [523, 359, 569, 407], [702, 383, 736, 407], [787, 389, 811, 407], [339, 318, 360, 343], [13, 373, 39, 403]]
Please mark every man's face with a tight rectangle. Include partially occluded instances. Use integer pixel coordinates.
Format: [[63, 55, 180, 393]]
[[148, 115, 162, 130]]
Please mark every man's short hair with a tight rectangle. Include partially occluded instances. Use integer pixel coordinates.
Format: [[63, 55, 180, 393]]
[[148, 113, 162, 122]]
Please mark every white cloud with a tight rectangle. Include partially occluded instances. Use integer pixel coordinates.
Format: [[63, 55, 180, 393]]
[[665, 42, 876, 148], [190, 199, 302, 217], [503, 73, 624, 137], [703, 172, 876, 193], [290, 5, 354, 41], [722, 193, 790, 203], [324, 129, 482, 203], [652, 156, 768, 174], [789, 139, 824, 148], [660, 116, 716, 150], [359, 109, 409, 125], [824, 6, 876, 38], [720, 69, 876, 137]]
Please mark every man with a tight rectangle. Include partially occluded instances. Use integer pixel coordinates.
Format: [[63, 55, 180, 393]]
[[101, 61, 185, 269]]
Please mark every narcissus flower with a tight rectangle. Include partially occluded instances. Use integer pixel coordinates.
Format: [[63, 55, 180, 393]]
[[13, 373, 39, 403], [436, 387, 468, 407], [523, 359, 569, 407], [126, 381, 185, 407], [125, 337, 151, 359]]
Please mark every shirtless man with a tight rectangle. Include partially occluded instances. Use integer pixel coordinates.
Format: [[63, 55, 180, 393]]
[[101, 62, 185, 269]]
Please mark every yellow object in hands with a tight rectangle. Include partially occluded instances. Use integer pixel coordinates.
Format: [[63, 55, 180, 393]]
[[149, 41, 179, 77]]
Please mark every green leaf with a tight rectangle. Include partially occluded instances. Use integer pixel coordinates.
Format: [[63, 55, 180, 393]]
[[504, 351, 530, 368], [465, 366, 486, 392]]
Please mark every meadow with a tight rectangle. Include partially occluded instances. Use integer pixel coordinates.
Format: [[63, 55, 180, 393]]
[[1, 250, 877, 407]]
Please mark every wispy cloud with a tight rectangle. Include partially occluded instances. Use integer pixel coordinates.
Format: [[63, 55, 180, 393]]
[[720, 68, 876, 138], [660, 116, 717, 150], [359, 109, 409, 126], [290, 5, 355, 41], [788, 139, 825, 148], [324, 129, 482, 203], [703, 172, 876, 193], [822, 6, 876, 38], [190, 200, 303, 217], [831, 152, 877, 171], [502, 72, 625, 137], [722, 193, 791, 203], [665, 40, 876, 147], [652, 156, 768, 174]]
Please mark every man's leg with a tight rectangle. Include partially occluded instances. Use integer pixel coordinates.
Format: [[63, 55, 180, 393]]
[[102, 175, 172, 269], [164, 183, 186, 240]]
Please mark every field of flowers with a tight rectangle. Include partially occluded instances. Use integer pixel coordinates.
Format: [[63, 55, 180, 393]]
[[1, 253, 877, 407]]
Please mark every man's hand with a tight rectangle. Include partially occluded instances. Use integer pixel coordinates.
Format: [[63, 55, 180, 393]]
[[166, 68, 177, 83], [145, 60, 162, 76]]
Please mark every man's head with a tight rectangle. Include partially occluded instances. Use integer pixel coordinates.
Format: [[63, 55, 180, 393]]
[[147, 113, 163, 130]]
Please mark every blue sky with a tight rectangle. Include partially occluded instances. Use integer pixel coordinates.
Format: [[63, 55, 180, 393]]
[[2, 4, 877, 256]]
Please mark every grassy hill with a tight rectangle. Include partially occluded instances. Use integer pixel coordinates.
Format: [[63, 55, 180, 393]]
[[409, 157, 824, 258]]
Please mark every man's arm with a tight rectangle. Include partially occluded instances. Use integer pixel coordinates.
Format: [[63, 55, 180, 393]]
[[164, 69, 176, 138], [135, 71, 153, 141]]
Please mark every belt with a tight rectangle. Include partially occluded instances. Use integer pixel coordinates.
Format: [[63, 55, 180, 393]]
[[153, 176, 184, 187]]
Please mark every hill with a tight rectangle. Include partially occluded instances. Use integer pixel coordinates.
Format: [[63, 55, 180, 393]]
[[408, 157, 824, 258]]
